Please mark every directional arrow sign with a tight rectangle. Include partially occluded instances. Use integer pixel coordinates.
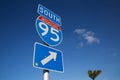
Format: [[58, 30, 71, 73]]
[[41, 51, 57, 65], [33, 42, 64, 73]]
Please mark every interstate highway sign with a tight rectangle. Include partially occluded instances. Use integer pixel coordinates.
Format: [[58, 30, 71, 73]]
[[37, 4, 62, 26], [36, 16, 63, 46], [33, 42, 64, 73]]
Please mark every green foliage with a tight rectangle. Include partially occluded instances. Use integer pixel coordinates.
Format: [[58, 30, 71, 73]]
[[88, 70, 102, 80]]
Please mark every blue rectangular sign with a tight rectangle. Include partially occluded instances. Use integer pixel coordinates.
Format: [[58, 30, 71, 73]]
[[33, 42, 64, 73], [37, 4, 62, 26]]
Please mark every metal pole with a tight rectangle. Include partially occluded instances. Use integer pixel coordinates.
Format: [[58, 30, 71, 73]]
[[43, 42, 50, 80], [43, 70, 49, 80]]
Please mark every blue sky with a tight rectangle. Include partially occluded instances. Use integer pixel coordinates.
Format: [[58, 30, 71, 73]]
[[0, 0, 120, 80]]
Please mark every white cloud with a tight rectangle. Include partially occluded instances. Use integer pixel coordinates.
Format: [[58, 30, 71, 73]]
[[74, 28, 100, 47], [74, 29, 86, 34], [85, 36, 99, 44], [83, 31, 100, 44]]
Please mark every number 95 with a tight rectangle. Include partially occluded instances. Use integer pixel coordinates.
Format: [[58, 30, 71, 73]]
[[39, 22, 60, 42]]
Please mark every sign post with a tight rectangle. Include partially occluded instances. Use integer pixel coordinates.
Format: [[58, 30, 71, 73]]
[[33, 4, 64, 80], [43, 70, 49, 80], [43, 42, 49, 80]]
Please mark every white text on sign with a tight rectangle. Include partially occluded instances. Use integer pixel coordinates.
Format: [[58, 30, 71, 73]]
[[37, 4, 61, 26], [39, 22, 60, 42]]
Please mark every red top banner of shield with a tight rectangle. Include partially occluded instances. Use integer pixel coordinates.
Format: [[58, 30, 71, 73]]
[[39, 16, 61, 30]]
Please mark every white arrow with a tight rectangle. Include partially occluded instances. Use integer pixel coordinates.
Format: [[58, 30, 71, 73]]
[[41, 51, 57, 65]]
